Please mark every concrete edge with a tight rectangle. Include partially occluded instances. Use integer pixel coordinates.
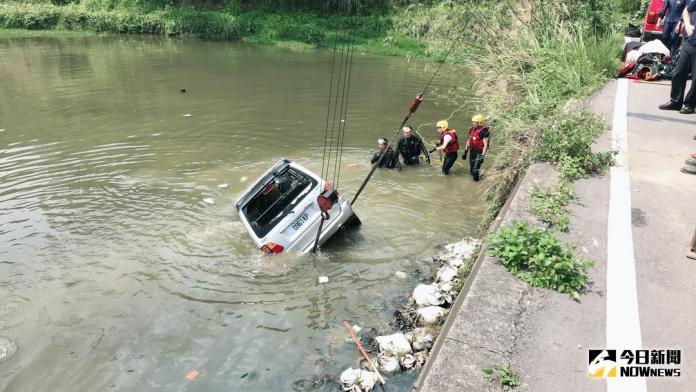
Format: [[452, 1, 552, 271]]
[[411, 164, 527, 391]]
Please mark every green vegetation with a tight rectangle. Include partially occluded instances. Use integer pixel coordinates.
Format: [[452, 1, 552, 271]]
[[487, 221, 592, 300], [483, 364, 520, 388], [529, 181, 573, 232], [0, 2, 431, 57], [535, 112, 616, 181], [466, 2, 628, 230], [0, 26, 98, 37]]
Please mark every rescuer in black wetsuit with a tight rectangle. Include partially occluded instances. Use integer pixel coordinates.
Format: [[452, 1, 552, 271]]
[[394, 126, 431, 166], [371, 137, 400, 169]]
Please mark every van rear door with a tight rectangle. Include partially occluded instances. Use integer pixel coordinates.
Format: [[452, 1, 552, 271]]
[[239, 166, 317, 240]]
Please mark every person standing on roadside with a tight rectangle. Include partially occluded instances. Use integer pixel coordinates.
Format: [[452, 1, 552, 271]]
[[464, 115, 490, 182], [394, 126, 431, 166], [433, 120, 459, 175], [660, 0, 696, 114], [658, 0, 687, 58]]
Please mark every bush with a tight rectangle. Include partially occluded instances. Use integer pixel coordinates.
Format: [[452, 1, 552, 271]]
[[487, 221, 592, 299], [535, 111, 615, 180], [529, 181, 573, 232], [483, 364, 520, 388]]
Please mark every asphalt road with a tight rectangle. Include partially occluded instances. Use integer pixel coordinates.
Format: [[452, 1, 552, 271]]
[[514, 79, 696, 391]]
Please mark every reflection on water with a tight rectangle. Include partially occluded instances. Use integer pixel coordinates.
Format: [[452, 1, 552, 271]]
[[0, 35, 483, 391]]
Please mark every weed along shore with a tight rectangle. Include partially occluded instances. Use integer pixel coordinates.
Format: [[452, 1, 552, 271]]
[[0, 0, 646, 391]]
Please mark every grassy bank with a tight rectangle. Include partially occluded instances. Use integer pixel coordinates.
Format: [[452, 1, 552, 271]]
[[0, 26, 100, 37], [0, 2, 430, 57]]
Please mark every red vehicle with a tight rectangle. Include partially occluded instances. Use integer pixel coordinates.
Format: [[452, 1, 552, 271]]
[[643, 0, 665, 41], [643, 0, 686, 43]]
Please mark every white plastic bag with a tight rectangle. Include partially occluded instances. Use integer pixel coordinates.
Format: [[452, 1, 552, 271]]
[[375, 333, 412, 354], [417, 306, 447, 324], [412, 284, 445, 307]]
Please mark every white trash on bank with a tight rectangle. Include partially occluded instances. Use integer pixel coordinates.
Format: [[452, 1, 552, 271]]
[[443, 238, 481, 267], [415, 350, 428, 366], [400, 353, 417, 369], [378, 353, 401, 372], [436, 265, 458, 283], [406, 328, 434, 351], [375, 333, 412, 354], [340, 368, 377, 392], [417, 306, 447, 324], [436, 280, 455, 296], [0, 336, 17, 363], [412, 284, 446, 307]]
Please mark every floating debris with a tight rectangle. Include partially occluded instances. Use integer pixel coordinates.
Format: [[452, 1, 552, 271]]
[[394, 271, 408, 279], [0, 336, 17, 363], [319, 276, 329, 284], [375, 333, 412, 355], [151, 133, 161, 137], [180, 88, 187, 93], [185, 370, 199, 380], [183, 114, 192, 117], [0, 129, 5, 132], [203, 197, 215, 205], [217, 183, 229, 188], [340, 368, 377, 392], [351, 324, 363, 334], [240, 176, 248, 182]]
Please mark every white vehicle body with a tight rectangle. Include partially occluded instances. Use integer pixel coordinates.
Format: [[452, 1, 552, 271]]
[[235, 159, 358, 254]]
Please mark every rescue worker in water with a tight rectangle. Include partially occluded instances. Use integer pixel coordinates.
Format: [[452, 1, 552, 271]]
[[464, 115, 490, 182], [433, 120, 459, 175], [371, 137, 400, 169], [394, 126, 431, 166]]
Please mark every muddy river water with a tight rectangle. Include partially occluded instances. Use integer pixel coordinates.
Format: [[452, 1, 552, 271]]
[[0, 35, 484, 391]]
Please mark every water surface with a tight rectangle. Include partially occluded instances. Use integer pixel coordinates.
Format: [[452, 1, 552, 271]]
[[0, 35, 483, 391]]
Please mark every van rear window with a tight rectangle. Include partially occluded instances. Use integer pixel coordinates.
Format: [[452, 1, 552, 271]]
[[242, 167, 316, 237]]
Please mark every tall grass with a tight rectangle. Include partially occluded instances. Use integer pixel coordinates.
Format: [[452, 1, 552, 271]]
[[433, 0, 626, 229], [0, 2, 431, 56]]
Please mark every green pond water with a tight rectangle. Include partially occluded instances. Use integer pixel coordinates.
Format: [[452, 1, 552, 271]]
[[0, 35, 484, 391]]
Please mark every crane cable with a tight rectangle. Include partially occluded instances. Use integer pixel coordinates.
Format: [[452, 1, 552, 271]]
[[350, 1, 481, 206], [312, 20, 356, 253], [319, 21, 355, 190]]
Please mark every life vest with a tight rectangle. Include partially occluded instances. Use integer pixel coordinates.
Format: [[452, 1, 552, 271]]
[[468, 125, 489, 152], [439, 129, 458, 154]]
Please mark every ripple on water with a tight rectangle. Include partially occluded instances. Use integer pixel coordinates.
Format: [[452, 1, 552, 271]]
[[0, 336, 17, 363], [0, 36, 482, 391]]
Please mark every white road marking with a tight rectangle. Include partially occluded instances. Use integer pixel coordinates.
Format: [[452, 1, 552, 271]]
[[606, 78, 646, 391]]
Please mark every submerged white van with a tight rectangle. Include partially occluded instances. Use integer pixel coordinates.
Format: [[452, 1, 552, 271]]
[[235, 159, 359, 254]]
